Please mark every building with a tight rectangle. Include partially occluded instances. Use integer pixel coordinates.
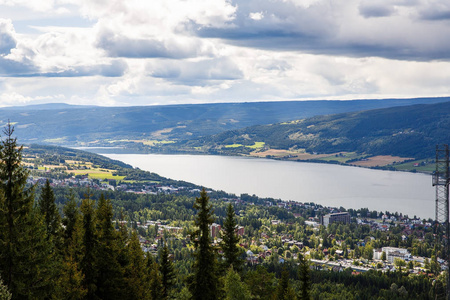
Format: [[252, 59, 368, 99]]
[[210, 223, 221, 238], [321, 212, 351, 227], [381, 247, 410, 263]]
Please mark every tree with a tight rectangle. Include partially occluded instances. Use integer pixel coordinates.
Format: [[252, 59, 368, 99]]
[[80, 194, 99, 300], [0, 276, 11, 300], [298, 253, 310, 300], [37, 179, 61, 240], [221, 203, 242, 272], [190, 188, 219, 300], [159, 243, 175, 300], [223, 267, 251, 300], [276, 267, 291, 300], [381, 251, 386, 261], [95, 194, 124, 300], [124, 231, 151, 300], [0, 124, 53, 299]]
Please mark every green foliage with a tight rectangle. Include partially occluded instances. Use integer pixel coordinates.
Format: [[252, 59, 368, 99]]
[[0, 124, 54, 299], [221, 204, 243, 272], [298, 254, 310, 300], [159, 243, 175, 300], [223, 267, 251, 300], [190, 189, 219, 300], [0, 276, 11, 300], [38, 179, 62, 239]]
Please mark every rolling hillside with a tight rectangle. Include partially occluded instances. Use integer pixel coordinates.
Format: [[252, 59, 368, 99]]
[[1, 97, 449, 146], [176, 101, 450, 160]]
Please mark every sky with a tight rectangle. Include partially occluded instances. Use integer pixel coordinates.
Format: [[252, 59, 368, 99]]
[[0, 0, 450, 107]]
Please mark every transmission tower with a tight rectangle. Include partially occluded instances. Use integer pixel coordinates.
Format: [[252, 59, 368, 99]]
[[433, 144, 450, 299]]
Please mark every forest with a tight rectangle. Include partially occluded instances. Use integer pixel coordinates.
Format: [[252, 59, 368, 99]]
[[0, 125, 447, 300]]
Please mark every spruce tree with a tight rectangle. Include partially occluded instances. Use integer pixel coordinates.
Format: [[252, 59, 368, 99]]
[[0, 124, 53, 299], [223, 267, 251, 300], [190, 188, 219, 300], [57, 197, 86, 299], [221, 203, 242, 272], [159, 243, 175, 300], [80, 194, 98, 300], [37, 179, 61, 239], [298, 253, 310, 300], [95, 194, 124, 300], [0, 276, 11, 300], [124, 231, 151, 300]]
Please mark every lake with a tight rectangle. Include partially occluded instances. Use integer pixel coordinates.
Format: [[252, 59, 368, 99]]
[[97, 152, 435, 219]]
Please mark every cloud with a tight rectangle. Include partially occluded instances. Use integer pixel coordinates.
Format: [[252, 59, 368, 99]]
[[96, 28, 211, 59], [419, 2, 450, 20], [359, 1, 396, 18], [194, 0, 450, 61], [0, 19, 17, 55], [148, 57, 243, 85]]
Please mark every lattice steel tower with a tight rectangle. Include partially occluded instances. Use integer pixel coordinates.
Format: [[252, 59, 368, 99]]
[[433, 144, 450, 299]]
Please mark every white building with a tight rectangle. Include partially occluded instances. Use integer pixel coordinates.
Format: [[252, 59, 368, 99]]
[[382, 247, 410, 263]]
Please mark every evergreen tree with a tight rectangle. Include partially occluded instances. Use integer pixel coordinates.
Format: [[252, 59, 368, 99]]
[[159, 243, 175, 300], [276, 267, 290, 300], [223, 267, 251, 300], [124, 231, 150, 300], [221, 203, 242, 272], [56, 196, 86, 299], [80, 194, 98, 300], [149, 262, 163, 300], [190, 188, 219, 300], [95, 194, 125, 300], [298, 253, 310, 300], [37, 179, 61, 240], [0, 276, 11, 300], [0, 124, 53, 299]]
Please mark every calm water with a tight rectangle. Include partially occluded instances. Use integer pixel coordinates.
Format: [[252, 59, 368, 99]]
[[101, 153, 435, 219]]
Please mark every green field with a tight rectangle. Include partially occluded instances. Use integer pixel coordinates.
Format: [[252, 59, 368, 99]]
[[225, 142, 265, 149], [88, 173, 126, 181], [316, 152, 362, 163], [394, 159, 435, 173]]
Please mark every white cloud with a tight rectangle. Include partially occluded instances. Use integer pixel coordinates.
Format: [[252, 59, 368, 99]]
[[249, 12, 264, 20], [0, 0, 449, 106]]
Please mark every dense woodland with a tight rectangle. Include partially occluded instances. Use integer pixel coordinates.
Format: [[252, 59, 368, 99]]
[[0, 126, 447, 299]]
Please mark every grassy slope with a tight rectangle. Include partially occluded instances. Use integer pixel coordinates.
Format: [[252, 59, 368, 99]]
[[3, 97, 449, 146], [177, 101, 450, 160]]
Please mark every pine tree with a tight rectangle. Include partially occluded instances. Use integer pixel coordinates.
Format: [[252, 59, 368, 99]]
[[37, 179, 61, 239], [159, 243, 175, 300], [95, 194, 124, 300], [57, 197, 86, 300], [80, 194, 98, 300], [0, 276, 11, 300], [276, 267, 290, 300], [223, 267, 251, 300], [190, 188, 219, 300], [221, 203, 242, 272], [298, 253, 310, 300], [0, 124, 54, 299], [124, 231, 150, 300]]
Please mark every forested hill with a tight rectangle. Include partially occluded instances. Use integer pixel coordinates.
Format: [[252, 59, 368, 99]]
[[2, 97, 449, 146], [179, 101, 450, 159]]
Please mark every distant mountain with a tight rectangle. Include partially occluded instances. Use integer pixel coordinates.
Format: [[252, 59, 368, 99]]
[[0, 97, 449, 146], [179, 101, 450, 159], [2, 103, 94, 111]]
